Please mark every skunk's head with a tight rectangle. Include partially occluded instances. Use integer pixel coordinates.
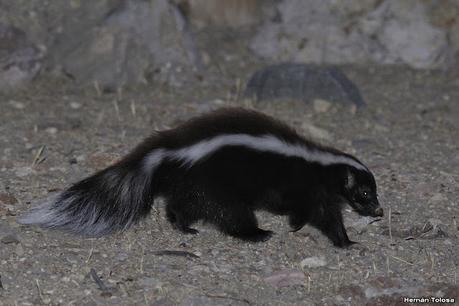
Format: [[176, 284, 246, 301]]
[[343, 167, 383, 217]]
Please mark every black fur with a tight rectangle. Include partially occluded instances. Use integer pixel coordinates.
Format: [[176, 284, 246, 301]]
[[19, 108, 382, 247]]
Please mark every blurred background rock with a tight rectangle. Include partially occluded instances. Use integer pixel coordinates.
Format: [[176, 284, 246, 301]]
[[1, 0, 459, 92]]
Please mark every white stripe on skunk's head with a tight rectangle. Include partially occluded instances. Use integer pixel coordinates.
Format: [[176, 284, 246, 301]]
[[343, 167, 383, 218]]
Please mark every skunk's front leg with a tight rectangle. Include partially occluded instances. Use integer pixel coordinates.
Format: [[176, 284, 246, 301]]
[[218, 206, 273, 243], [288, 214, 307, 232], [312, 204, 355, 248]]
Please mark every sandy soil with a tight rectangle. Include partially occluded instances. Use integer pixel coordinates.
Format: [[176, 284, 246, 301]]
[[0, 64, 458, 305]]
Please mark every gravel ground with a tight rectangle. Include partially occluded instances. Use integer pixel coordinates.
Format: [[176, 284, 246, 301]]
[[0, 65, 458, 305]]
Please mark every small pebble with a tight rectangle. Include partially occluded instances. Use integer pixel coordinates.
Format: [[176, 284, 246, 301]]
[[300, 256, 327, 269], [70, 102, 82, 109], [61, 277, 71, 283], [301, 123, 332, 141], [45, 127, 58, 135], [1, 234, 20, 244], [264, 269, 305, 288], [9, 100, 25, 109]]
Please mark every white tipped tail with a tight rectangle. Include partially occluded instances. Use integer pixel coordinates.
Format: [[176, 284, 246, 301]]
[[17, 193, 63, 226], [18, 158, 162, 236]]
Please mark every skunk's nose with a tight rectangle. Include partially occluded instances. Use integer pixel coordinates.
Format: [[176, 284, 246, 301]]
[[374, 207, 384, 217]]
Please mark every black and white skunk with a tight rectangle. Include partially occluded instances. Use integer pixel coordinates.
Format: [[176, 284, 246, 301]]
[[19, 108, 383, 247]]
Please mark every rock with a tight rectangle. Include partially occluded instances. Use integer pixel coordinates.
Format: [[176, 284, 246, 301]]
[[348, 216, 375, 234], [244, 63, 366, 107], [69, 102, 82, 109], [56, 0, 195, 90], [0, 1, 120, 48], [1, 233, 20, 244], [250, 0, 377, 64], [300, 256, 327, 269], [8, 100, 25, 109], [301, 123, 332, 141], [263, 269, 306, 288], [250, 0, 452, 69], [45, 127, 58, 135], [377, 1, 448, 69], [0, 23, 44, 92], [0, 222, 20, 244]]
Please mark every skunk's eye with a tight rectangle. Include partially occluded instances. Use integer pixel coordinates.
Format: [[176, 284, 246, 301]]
[[361, 191, 369, 198]]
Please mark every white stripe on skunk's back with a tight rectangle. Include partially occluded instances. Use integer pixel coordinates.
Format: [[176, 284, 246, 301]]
[[143, 134, 368, 172]]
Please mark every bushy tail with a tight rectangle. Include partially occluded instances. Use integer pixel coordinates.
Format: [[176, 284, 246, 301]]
[[18, 161, 158, 237]]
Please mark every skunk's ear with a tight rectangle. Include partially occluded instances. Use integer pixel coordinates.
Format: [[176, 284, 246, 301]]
[[344, 168, 355, 191]]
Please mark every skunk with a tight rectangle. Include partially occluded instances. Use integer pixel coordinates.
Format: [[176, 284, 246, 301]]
[[18, 108, 383, 247]]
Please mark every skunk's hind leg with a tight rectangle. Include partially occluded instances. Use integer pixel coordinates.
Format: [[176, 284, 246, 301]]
[[165, 196, 199, 235], [165, 204, 176, 223]]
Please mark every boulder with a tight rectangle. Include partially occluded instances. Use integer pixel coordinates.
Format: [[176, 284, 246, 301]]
[[0, 23, 44, 91]]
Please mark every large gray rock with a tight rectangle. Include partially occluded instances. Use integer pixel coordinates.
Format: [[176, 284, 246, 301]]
[[245, 63, 366, 107], [0, 1, 122, 50], [250, 0, 453, 69], [55, 0, 193, 90], [0, 23, 44, 92], [250, 0, 379, 65], [0, 0, 199, 90], [368, 1, 448, 68]]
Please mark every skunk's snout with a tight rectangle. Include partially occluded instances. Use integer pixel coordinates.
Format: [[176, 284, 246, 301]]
[[373, 207, 384, 217]]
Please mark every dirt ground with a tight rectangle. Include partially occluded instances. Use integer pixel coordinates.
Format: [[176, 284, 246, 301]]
[[0, 63, 458, 305]]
